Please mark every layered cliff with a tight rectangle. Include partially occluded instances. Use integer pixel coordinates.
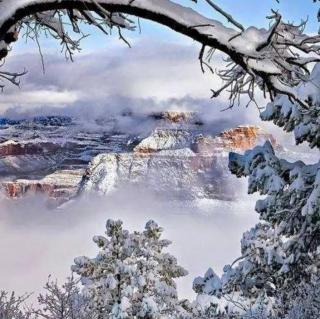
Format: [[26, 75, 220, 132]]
[[80, 126, 277, 200], [2, 169, 84, 205], [0, 114, 278, 204], [192, 126, 277, 154]]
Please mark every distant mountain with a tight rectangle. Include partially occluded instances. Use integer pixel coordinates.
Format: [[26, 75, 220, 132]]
[[0, 115, 73, 127], [0, 112, 278, 206]]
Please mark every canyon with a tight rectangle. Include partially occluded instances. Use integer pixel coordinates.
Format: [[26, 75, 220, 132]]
[[0, 113, 278, 205]]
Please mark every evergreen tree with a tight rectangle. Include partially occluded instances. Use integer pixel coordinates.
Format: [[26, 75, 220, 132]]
[[194, 62, 320, 318], [72, 219, 189, 319]]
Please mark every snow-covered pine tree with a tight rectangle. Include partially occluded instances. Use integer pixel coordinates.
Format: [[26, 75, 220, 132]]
[[193, 60, 320, 318], [135, 220, 189, 319], [71, 219, 189, 319]]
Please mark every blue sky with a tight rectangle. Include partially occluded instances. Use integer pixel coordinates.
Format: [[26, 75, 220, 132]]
[[13, 0, 319, 52], [86, 0, 320, 48], [154, 1, 318, 32], [189, 0, 319, 29]]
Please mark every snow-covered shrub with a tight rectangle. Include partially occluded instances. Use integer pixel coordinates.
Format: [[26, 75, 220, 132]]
[[34, 275, 94, 319]]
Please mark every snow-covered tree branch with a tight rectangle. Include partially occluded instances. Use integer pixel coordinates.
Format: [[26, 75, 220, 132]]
[[0, 0, 320, 107], [261, 63, 320, 149], [194, 137, 320, 317], [34, 276, 93, 319], [0, 290, 32, 319]]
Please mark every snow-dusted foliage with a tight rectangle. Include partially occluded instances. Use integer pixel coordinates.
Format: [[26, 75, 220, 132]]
[[193, 268, 230, 317], [193, 267, 274, 318], [0, 291, 32, 319], [261, 63, 320, 148], [71, 219, 189, 319], [194, 140, 320, 317], [228, 141, 320, 291], [281, 277, 320, 319]]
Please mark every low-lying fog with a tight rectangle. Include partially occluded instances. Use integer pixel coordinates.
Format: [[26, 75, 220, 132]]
[[0, 184, 258, 301]]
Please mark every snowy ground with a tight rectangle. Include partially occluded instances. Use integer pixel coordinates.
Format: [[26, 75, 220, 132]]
[[0, 184, 258, 301]]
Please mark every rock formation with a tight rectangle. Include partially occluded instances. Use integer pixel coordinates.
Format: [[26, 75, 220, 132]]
[[2, 169, 84, 206], [80, 126, 277, 200], [0, 113, 279, 205], [192, 126, 277, 154]]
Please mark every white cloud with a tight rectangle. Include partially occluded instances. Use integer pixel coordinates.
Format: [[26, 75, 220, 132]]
[[0, 88, 81, 111], [2, 39, 226, 108], [1, 39, 264, 130]]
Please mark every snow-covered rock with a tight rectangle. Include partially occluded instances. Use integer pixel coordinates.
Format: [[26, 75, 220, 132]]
[[0, 116, 131, 203], [81, 125, 277, 200], [134, 128, 192, 153]]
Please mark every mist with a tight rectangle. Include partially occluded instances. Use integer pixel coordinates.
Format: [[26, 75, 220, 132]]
[[0, 184, 258, 302], [1, 39, 264, 124]]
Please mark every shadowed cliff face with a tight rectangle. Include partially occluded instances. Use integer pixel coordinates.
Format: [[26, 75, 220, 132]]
[[0, 112, 278, 205]]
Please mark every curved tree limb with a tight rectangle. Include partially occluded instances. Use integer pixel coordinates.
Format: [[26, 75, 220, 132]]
[[0, 0, 319, 109]]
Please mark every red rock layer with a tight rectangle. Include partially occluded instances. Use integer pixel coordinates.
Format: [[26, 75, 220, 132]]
[[3, 182, 56, 198], [0, 142, 60, 156], [193, 126, 276, 154]]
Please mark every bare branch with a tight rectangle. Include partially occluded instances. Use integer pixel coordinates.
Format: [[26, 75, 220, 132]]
[[203, 0, 245, 31], [0, 69, 27, 90]]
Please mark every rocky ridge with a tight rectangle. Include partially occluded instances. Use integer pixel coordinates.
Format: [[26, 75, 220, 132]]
[[80, 125, 277, 200], [0, 113, 278, 204]]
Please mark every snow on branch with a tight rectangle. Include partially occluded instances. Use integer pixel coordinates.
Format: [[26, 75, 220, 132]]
[[223, 141, 320, 298], [0, 290, 32, 319], [194, 140, 320, 316], [0, 0, 319, 108], [261, 63, 320, 149]]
